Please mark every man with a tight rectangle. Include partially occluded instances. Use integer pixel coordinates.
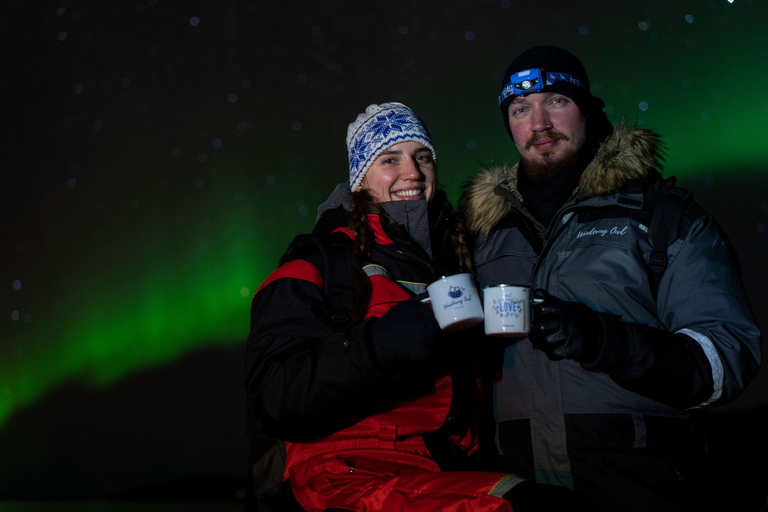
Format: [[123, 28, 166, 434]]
[[461, 45, 762, 511]]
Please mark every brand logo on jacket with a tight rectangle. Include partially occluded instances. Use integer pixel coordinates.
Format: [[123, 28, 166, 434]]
[[576, 225, 628, 239]]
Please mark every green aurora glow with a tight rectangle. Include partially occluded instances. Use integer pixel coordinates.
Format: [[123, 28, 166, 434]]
[[2, 209, 272, 426]]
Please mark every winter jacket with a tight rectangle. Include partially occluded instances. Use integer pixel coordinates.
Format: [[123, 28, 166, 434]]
[[461, 123, 761, 510], [246, 190, 479, 439], [246, 190, 520, 511]]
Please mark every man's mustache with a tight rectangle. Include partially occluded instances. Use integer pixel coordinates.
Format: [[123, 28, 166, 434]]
[[525, 131, 569, 150]]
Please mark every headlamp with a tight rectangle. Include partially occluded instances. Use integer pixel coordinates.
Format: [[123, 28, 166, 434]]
[[498, 68, 585, 105]]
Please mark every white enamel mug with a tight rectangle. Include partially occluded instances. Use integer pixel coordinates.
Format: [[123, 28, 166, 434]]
[[483, 284, 532, 337], [425, 274, 484, 332]]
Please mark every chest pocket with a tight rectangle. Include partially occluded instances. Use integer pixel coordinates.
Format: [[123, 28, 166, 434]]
[[548, 211, 655, 315]]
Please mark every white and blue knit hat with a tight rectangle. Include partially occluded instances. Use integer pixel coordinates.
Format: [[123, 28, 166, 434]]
[[347, 102, 436, 191]]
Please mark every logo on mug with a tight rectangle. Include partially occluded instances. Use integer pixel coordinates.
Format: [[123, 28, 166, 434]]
[[442, 286, 474, 310], [448, 286, 464, 299], [491, 299, 524, 318]]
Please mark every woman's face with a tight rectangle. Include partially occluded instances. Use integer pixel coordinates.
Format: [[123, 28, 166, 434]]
[[357, 140, 436, 203]]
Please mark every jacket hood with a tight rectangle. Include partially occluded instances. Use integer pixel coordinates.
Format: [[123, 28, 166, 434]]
[[461, 122, 665, 239], [316, 182, 354, 221]]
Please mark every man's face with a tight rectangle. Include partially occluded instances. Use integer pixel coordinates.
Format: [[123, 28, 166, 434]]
[[507, 92, 587, 182], [357, 140, 437, 204]]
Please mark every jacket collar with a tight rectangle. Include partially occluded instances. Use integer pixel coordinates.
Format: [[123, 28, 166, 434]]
[[461, 122, 665, 238], [316, 184, 451, 258]]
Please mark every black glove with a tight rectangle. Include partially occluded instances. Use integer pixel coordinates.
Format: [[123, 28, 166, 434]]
[[367, 294, 442, 372], [529, 289, 602, 363], [503, 480, 595, 512], [530, 290, 715, 409]]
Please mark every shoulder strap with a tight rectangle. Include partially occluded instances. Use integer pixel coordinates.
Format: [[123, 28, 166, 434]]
[[648, 177, 691, 300], [280, 230, 356, 331], [317, 230, 356, 330]]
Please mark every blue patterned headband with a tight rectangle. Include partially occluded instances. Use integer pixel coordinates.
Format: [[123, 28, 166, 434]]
[[347, 102, 436, 192]]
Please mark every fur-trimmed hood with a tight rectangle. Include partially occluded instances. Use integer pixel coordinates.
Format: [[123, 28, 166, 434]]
[[461, 123, 665, 239]]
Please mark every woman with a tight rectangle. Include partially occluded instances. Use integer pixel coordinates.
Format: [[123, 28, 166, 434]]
[[245, 103, 585, 512]]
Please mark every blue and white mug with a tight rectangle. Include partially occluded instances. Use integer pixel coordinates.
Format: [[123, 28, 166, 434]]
[[425, 274, 484, 332], [483, 284, 532, 337]]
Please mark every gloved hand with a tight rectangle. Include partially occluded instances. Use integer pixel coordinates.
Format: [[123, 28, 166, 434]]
[[530, 290, 716, 409], [367, 293, 442, 372], [503, 480, 595, 512], [529, 289, 602, 363]]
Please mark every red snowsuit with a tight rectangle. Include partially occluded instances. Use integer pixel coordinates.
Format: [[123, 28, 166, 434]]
[[247, 204, 518, 512]]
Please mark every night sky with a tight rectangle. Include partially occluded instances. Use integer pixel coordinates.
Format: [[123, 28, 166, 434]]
[[3, 0, 768, 501]]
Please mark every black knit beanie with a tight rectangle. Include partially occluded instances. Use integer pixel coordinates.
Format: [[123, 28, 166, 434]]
[[499, 45, 612, 144]]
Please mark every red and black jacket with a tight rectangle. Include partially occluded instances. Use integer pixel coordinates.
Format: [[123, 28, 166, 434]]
[[245, 204, 489, 471]]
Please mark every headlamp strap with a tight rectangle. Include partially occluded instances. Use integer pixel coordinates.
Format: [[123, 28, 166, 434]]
[[498, 68, 585, 105]]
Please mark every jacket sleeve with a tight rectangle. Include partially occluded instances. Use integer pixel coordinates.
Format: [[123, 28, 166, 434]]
[[592, 210, 762, 409], [656, 210, 761, 406], [245, 257, 406, 442]]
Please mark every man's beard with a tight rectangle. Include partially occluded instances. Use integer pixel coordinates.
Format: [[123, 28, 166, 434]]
[[519, 131, 580, 184]]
